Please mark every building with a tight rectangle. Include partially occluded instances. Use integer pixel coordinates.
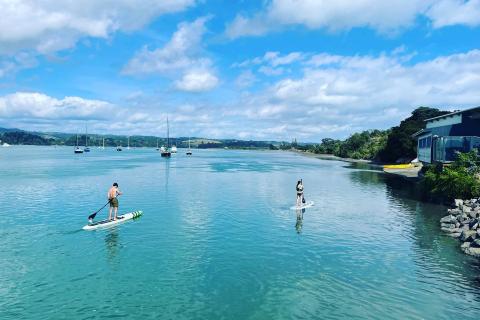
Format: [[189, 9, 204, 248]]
[[413, 106, 480, 163]]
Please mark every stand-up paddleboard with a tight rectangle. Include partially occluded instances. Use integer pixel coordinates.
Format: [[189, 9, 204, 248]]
[[290, 201, 314, 210], [83, 210, 143, 231]]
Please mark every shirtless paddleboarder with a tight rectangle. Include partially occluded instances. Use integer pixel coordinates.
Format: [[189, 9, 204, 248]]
[[108, 183, 122, 221]]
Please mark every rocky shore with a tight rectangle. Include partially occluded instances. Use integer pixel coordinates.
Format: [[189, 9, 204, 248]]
[[440, 199, 480, 257]]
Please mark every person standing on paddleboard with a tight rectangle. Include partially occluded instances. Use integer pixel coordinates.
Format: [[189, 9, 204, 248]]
[[296, 179, 305, 207], [108, 183, 122, 221]]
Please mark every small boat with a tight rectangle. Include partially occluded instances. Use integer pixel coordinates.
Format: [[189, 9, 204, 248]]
[[74, 134, 84, 153], [98, 138, 105, 150], [161, 117, 171, 158], [117, 146, 123, 151], [83, 210, 143, 231], [171, 145, 177, 153], [1, 142, 11, 147], [186, 137, 192, 155], [127, 136, 130, 150]]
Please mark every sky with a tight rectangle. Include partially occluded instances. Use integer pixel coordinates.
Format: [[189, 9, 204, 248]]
[[0, 0, 479, 141]]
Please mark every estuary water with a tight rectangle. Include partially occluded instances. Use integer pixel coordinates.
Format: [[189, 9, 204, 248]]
[[1, 146, 479, 319]]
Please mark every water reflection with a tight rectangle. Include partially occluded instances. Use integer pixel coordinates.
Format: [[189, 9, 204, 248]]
[[105, 228, 119, 262], [295, 209, 305, 234]]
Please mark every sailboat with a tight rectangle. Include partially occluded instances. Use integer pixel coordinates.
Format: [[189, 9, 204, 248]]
[[156, 138, 160, 151], [127, 136, 130, 150], [74, 134, 84, 153], [186, 137, 192, 155], [171, 145, 177, 153], [161, 117, 171, 157], [84, 125, 90, 152]]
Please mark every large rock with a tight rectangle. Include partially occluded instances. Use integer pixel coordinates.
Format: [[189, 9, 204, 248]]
[[461, 241, 471, 249], [468, 211, 479, 219], [455, 199, 464, 208], [463, 206, 472, 214], [441, 227, 462, 234], [440, 215, 457, 224], [441, 223, 456, 229], [448, 208, 462, 216], [469, 219, 479, 230], [463, 247, 480, 257], [470, 239, 480, 248], [460, 230, 477, 242]]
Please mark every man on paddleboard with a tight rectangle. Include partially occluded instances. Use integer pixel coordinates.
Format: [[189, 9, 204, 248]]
[[108, 183, 122, 221]]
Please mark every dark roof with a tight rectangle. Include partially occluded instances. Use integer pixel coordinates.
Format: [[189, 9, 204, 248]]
[[425, 106, 480, 122], [411, 129, 431, 138]]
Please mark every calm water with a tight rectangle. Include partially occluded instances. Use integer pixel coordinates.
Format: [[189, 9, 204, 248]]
[[1, 146, 480, 319]]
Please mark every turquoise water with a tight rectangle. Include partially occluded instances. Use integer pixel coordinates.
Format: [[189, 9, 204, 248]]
[[1, 146, 480, 319]]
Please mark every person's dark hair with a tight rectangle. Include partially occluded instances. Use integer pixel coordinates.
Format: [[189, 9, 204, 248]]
[[296, 180, 301, 190], [113, 182, 118, 187]]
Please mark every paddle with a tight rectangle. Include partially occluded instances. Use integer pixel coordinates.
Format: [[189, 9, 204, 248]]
[[88, 200, 111, 221]]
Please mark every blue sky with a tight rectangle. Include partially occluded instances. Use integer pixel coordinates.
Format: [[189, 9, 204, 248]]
[[0, 0, 480, 141]]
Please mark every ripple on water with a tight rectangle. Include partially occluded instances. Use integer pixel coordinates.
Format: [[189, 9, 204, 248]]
[[1, 148, 480, 319]]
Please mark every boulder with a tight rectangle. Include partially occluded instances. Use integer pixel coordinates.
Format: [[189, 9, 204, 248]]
[[469, 219, 479, 230], [470, 239, 480, 248], [440, 215, 456, 224], [468, 211, 478, 219], [448, 208, 462, 216], [463, 206, 472, 213], [441, 223, 456, 229], [460, 230, 477, 242], [447, 232, 462, 238], [454, 199, 464, 208], [463, 247, 480, 257], [461, 241, 471, 249], [441, 227, 462, 234]]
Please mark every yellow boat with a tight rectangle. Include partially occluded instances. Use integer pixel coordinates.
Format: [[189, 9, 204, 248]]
[[383, 163, 414, 169]]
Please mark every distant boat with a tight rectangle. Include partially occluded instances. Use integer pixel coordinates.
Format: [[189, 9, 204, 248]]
[[156, 138, 160, 151], [127, 136, 130, 150], [75, 134, 84, 154], [2, 142, 11, 147], [117, 146, 123, 151], [186, 137, 192, 155], [84, 124, 90, 152], [161, 117, 171, 158], [171, 145, 177, 153]]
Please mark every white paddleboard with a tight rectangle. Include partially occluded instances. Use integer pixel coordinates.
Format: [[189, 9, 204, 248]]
[[290, 201, 314, 210], [83, 210, 143, 231]]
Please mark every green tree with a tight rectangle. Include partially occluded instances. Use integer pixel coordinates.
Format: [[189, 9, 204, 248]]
[[378, 107, 449, 163]]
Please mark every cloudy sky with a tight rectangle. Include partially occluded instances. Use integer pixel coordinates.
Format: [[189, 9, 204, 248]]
[[0, 0, 479, 141]]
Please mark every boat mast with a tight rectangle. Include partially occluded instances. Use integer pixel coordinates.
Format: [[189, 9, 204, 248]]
[[167, 116, 170, 149], [85, 124, 88, 147], [103, 138, 105, 149]]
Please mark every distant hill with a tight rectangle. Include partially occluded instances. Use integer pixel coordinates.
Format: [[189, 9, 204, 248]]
[[0, 127, 279, 149], [0, 127, 23, 133]]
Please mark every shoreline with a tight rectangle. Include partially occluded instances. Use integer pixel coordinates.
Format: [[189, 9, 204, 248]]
[[290, 149, 384, 168]]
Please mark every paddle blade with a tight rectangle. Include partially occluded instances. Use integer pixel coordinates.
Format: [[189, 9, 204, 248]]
[[88, 212, 97, 221]]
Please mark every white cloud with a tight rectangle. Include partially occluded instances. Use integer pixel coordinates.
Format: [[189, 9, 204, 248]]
[[123, 17, 219, 92], [2, 49, 480, 141], [0, 92, 115, 120], [175, 70, 219, 92], [0, 0, 196, 54], [123, 17, 210, 75], [225, 0, 479, 39], [235, 70, 257, 87], [426, 0, 480, 28]]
